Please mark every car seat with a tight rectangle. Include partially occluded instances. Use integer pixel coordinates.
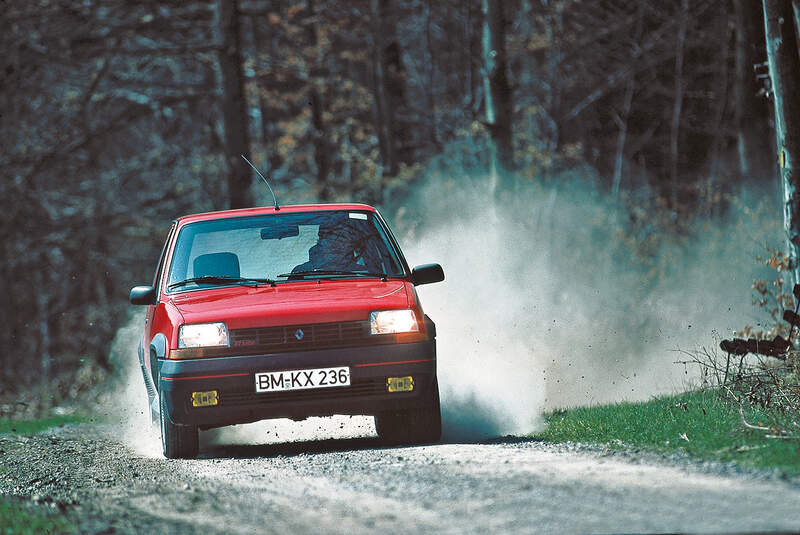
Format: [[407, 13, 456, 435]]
[[193, 252, 240, 278]]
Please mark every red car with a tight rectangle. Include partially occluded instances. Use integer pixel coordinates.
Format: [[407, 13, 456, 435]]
[[129, 203, 444, 458]]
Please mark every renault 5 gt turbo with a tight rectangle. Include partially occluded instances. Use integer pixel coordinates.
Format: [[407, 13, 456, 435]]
[[129, 203, 444, 458]]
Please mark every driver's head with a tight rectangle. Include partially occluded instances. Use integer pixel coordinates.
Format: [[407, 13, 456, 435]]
[[309, 229, 339, 265], [308, 242, 325, 264]]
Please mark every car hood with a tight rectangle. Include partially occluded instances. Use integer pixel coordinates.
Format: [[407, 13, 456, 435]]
[[169, 279, 411, 329]]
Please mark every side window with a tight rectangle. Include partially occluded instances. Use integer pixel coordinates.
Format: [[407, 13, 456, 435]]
[[152, 222, 177, 291]]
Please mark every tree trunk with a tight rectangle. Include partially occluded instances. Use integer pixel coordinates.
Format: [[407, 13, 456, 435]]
[[763, 0, 800, 286], [36, 264, 51, 396], [424, 0, 439, 151], [733, 0, 765, 179], [794, 0, 800, 37], [669, 0, 688, 209], [611, 2, 644, 200], [218, 0, 253, 209], [250, 14, 272, 145], [371, 0, 399, 182], [706, 15, 732, 218], [309, 87, 330, 200], [482, 0, 513, 194], [611, 78, 634, 200], [307, 0, 331, 200]]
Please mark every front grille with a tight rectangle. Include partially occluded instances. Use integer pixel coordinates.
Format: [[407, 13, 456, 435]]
[[220, 378, 388, 407], [229, 321, 372, 352]]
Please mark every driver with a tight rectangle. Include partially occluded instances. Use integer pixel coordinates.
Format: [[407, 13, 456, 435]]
[[292, 228, 364, 273]]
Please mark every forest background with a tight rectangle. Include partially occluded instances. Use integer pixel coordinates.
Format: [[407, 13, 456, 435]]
[[0, 0, 787, 411]]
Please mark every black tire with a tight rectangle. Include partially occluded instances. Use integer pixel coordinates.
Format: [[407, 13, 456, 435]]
[[375, 379, 441, 445], [159, 393, 198, 459]]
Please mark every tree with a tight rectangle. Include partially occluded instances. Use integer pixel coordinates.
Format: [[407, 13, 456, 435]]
[[733, 0, 770, 180], [763, 0, 800, 285], [795, 0, 800, 36], [371, 0, 400, 182], [481, 0, 513, 194], [306, 0, 332, 200], [218, 0, 253, 209], [669, 0, 689, 208]]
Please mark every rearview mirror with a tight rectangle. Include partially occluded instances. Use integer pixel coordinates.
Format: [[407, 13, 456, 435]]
[[130, 285, 156, 305], [411, 264, 445, 286], [261, 224, 299, 240]]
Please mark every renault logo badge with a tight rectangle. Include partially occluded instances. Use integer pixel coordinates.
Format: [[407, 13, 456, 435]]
[[294, 329, 304, 340]]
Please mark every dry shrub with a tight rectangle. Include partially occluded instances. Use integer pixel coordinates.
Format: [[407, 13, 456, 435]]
[[683, 246, 800, 438]]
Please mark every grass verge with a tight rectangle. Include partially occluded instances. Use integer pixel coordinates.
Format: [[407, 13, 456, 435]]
[[0, 415, 87, 435], [0, 415, 89, 534], [534, 390, 800, 477], [0, 499, 74, 534]]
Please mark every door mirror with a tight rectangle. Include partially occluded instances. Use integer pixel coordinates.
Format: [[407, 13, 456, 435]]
[[411, 264, 445, 286], [130, 285, 156, 305]]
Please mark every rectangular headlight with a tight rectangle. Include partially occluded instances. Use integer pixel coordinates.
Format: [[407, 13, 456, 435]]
[[178, 322, 229, 348], [370, 310, 419, 335]]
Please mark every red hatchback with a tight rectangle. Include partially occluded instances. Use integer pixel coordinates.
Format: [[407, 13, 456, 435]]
[[129, 203, 444, 458]]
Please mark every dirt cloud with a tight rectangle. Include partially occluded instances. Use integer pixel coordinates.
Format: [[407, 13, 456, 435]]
[[391, 171, 779, 440]]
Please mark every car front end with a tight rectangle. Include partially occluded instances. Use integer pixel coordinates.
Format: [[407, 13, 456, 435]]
[[131, 204, 444, 458]]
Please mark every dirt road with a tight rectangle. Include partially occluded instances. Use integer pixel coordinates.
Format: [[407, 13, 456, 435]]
[[1, 421, 799, 534]]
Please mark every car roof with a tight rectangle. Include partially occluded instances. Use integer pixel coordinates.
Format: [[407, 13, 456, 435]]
[[175, 203, 378, 225]]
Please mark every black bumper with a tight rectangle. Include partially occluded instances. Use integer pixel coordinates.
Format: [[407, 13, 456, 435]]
[[158, 340, 436, 427]]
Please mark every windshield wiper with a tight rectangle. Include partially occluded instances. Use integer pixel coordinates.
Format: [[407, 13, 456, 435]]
[[277, 270, 388, 281], [168, 276, 275, 290]]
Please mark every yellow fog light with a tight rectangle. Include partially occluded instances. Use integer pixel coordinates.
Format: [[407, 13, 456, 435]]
[[191, 390, 219, 407], [387, 376, 414, 392]]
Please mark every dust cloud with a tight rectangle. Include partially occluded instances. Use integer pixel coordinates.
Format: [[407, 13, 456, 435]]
[[392, 171, 779, 441], [105, 310, 162, 457], [199, 415, 375, 448]]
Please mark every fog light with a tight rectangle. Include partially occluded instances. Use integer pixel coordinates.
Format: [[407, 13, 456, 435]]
[[387, 376, 414, 392], [192, 390, 218, 407]]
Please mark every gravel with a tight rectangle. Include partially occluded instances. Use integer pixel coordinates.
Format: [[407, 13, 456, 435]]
[[1, 423, 799, 534]]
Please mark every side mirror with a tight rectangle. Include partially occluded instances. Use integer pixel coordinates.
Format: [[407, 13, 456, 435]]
[[130, 285, 156, 305], [411, 264, 444, 286]]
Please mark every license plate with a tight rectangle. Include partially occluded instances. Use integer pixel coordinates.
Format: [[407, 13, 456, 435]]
[[255, 366, 351, 393]]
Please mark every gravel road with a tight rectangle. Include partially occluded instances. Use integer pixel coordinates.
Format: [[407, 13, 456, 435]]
[[1, 420, 799, 534]]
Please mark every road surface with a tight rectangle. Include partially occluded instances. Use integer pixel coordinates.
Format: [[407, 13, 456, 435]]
[[1, 420, 798, 534]]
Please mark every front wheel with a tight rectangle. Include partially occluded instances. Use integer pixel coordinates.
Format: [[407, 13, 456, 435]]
[[375, 379, 441, 445], [160, 393, 198, 459]]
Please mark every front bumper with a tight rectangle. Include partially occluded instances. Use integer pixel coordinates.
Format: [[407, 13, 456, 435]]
[[158, 340, 436, 427]]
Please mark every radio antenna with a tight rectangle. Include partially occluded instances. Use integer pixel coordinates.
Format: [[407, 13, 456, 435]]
[[241, 154, 280, 211]]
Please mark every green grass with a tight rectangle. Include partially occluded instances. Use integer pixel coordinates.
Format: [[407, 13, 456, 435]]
[[0, 415, 87, 435], [0, 416, 87, 533], [534, 390, 800, 477], [0, 499, 74, 534]]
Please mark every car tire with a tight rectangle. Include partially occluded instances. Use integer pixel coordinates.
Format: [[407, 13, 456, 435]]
[[375, 378, 441, 445], [160, 393, 198, 459]]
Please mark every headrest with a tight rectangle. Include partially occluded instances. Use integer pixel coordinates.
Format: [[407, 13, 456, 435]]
[[193, 252, 240, 279]]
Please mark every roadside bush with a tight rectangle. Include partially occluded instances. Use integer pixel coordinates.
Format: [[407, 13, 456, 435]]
[[684, 246, 800, 439]]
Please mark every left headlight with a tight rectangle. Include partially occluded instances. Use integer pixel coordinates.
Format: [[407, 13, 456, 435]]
[[178, 322, 230, 348], [370, 310, 419, 335]]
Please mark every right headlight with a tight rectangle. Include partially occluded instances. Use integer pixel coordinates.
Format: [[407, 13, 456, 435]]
[[370, 310, 419, 335]]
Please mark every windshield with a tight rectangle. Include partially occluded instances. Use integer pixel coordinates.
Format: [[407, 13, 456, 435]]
[[166, 210, 406, 291]]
